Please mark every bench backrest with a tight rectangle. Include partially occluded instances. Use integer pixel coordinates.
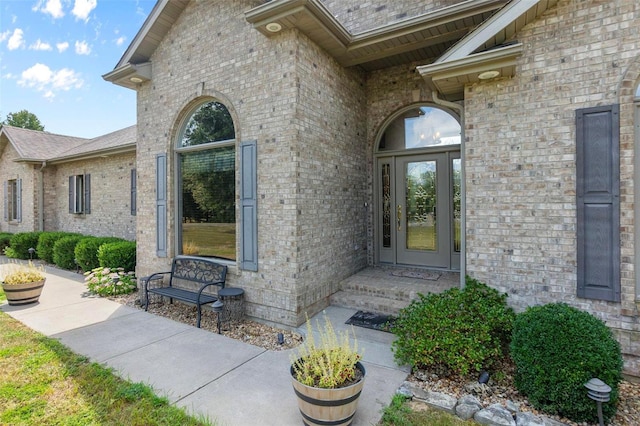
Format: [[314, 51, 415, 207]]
[[169, 256, 227, 288]]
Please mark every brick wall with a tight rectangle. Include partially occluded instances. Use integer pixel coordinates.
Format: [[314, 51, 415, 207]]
[[42, 152, 136, 240], [463, 0, 640, 377], [136, 0, 368, 326], [0, 143, 39, 234]]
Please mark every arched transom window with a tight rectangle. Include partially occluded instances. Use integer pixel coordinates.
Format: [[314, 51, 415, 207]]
[[176, 100, 236, 260], [378, 106, 460, 151]]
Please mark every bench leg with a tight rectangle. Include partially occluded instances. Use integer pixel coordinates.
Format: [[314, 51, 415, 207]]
[[196, 305, 202, 328], [144, 287, 149, 311]]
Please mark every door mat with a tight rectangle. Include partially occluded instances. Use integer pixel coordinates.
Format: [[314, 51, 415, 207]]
[[390, 270, 441, 280], [345, 310, 396, 333]]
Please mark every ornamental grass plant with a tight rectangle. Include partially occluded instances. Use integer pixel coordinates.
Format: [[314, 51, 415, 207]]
[[291, 313, 363, 389], [0, 261, 46, 285]]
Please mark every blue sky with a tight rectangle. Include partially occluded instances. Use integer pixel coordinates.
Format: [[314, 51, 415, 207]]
[[0, 0, 156, 138]]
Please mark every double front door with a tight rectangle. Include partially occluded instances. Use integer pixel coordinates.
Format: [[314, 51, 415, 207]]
[[377, 151, 460, 269]]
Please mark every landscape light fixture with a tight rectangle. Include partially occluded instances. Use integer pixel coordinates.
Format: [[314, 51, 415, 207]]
[[28, 247, 35, 260], [584, 377, 611, 426]]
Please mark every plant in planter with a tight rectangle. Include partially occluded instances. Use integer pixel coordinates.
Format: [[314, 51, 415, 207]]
[[290, 313, 365, 426], [0, 261, 46, 305]]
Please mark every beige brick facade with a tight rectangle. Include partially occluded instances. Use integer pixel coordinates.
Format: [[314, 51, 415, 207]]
[[60, 0, 637, 378], [42, 154, 136, 240]]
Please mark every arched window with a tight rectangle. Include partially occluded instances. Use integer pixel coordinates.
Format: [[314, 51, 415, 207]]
[[176, 101, 236, 260], [378, 106, 460, 151]]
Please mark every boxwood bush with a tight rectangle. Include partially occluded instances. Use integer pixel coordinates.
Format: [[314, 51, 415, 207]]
[[392, 277, 515, 377], [74, 237, 124, 272], [7, 232, 42, 259], [510, 303, 623, 423], [37, 232, 80, 264], [98, 240, 136, 272], [0, 232, 12, 252], [52, 235, 85, 270]]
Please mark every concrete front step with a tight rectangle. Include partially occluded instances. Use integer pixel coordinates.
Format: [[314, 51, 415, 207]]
[[329, 290, 410, 316], [331, 267, 461, 316]]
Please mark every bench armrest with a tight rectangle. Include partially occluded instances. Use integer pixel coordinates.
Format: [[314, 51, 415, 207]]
[[197, 281, 226, 303], [141, 271, 171, 292]]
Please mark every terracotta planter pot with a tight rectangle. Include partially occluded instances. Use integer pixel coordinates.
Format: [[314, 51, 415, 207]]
[[290, 361, 366, 426], [1, 279, 46, 306]]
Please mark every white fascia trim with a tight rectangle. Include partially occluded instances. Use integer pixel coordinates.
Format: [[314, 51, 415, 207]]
[[437, 0, 541, 63]]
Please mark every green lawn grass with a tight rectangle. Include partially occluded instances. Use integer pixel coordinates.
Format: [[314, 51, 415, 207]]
[[0, 311, 213, 426]]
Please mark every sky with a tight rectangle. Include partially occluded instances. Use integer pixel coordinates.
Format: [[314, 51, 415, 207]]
[[0, 0, 157, 138]]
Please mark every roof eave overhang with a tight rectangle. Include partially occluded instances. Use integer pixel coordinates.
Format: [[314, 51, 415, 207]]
[[417, 42, 523, 102], [43, 144, 137, 165], [102, 62, 152, 90], [245, 0, 508, 69]]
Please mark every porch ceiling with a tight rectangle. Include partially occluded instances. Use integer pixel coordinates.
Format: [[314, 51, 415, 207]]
[[245, 0, 509, 71]]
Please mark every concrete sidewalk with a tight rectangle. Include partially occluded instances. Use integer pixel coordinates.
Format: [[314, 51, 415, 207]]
[[1, 267, 409, 426]]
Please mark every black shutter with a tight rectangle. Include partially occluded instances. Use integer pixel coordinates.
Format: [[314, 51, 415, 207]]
[[84, 174, 91, 214], [156, 154, 167, 257], [131, 169, 137, 216], [69, 176, 74, 213], [3, 181, 7, 221], [576, 104, 620, 302], [240, 140, 258, 271], [16, 179, 21, 222]]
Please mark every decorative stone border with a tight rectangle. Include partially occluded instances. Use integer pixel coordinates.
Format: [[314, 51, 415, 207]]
[[397, 382, 569, 426]]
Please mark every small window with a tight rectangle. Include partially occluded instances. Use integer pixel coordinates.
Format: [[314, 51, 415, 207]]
[[69, 174, 91, 214]]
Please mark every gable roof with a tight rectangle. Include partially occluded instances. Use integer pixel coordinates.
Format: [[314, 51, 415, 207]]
[[104, 0, 558, 101], [418, 0, 559, 100], [0, 126, 89, 162], [104, 0, 510, 88], [0, 125, 136, 164]]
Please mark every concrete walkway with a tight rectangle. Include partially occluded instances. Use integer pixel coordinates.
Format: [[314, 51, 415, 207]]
[[1, 266, 410, 426]]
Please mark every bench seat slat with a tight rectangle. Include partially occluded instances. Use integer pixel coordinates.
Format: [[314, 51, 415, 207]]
[[148, 287, 218, 304]]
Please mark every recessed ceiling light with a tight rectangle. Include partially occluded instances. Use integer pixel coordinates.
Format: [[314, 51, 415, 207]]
[[478, 70, 500, 80], [265, 22, 282, 33], [130, 76, 143, 83]]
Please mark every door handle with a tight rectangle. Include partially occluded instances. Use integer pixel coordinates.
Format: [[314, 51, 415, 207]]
[[397, 205, 402, 231]]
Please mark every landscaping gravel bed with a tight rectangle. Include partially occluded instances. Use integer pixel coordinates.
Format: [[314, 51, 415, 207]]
[[111, 291, 639, 425]]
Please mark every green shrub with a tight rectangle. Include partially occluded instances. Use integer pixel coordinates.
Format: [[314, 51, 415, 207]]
[[391, 276, 515, 377], [510, 303, 622, 423], [98, 241, 136, 272], [85, 267, 137, 297], [52, 235, 85, 270], [7, 232, 42, 259], [74, 237, 123, 272], [0, 233, 12, 252], [37, 232, 80, 264]]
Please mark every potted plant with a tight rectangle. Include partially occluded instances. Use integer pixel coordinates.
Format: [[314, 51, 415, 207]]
[[290, 313, 365, 426], [0, 261, 46, 306]]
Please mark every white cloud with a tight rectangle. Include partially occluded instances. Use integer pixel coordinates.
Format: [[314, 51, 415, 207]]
[[30, 39, 53, 51], [7, 29, 25, 50], [0, 30, 9, 43], [56, 41, 69, 53], [115, 36, 126, 46], [72, 0, 97, 22], [33, 0, 65, 19], [74, 40, 91, 55], [17, 63, 84, 99]]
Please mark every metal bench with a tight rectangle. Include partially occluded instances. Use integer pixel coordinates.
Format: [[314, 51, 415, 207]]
[[141, 256, 227, 328]]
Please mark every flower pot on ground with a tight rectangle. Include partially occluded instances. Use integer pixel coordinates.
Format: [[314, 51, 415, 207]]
[[290, 313, 365, 426], [1, 261, 46, 306]]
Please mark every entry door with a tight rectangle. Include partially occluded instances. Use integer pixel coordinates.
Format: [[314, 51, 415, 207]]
[[377, 152, 460, 269]]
